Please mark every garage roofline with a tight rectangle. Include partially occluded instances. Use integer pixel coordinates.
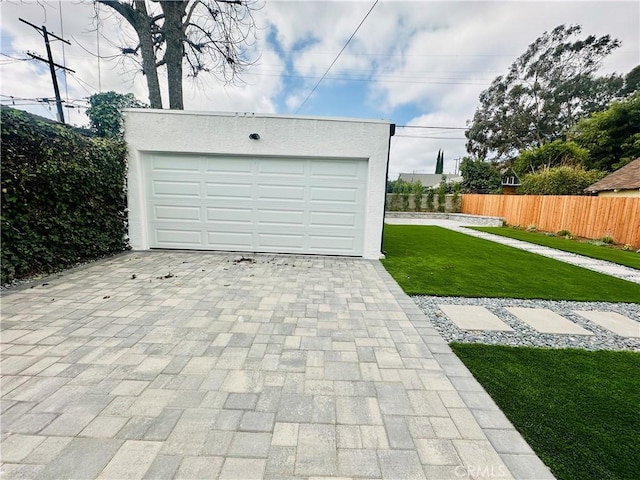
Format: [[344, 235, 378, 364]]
[[122, 108, 391, 126]]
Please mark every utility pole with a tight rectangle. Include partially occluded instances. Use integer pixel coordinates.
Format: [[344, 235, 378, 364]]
[[19, 18, 75, 123]]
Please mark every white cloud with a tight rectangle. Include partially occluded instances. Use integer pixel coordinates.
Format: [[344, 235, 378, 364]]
[[1, 0, 637, 177]]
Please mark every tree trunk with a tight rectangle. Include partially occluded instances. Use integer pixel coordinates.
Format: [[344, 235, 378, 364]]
[[97, 1, 163, 109], [134, 1, 163, 108], [160, 1, 187, 110]]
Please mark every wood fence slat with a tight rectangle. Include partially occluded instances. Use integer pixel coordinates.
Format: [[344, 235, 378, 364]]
[[462, 194, 640, 247]]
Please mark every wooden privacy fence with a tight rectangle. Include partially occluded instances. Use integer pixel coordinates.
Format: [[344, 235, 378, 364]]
[[462, 194, 640, 247]]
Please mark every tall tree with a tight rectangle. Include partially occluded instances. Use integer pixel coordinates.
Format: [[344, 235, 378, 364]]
[[465, 24, 623, 162], [434, 149, 444, 174], [97, 0, 258, 109]]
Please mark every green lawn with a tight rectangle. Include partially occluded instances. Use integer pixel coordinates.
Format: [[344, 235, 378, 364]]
[[381, 225, 640, 302], [472, 227, 640, 270], [450, 344, 640, 480]]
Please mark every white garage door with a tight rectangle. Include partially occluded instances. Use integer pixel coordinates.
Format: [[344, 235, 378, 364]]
[[144, 153, 368, 256]]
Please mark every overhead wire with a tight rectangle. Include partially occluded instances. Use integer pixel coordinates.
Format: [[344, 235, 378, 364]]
[[295, 0, 379, 113], [58, 0, 69, 106]]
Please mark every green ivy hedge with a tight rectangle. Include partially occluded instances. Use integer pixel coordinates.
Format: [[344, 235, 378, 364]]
[[1, 107, 129, 284]]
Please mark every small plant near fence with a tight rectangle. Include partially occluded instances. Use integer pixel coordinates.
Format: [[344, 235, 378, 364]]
[[600, 236, 615, 244], [451, 183, 462, 213], [426, 188, 435, 212], [557, 230, 572, 238], [412, 181, 423, 212], [436, 178, 447, 212]]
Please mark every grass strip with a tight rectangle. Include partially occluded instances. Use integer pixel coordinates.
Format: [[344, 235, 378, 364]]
[[450, 344, 640, 480], [472, 227, 640, 270], [381, 225, 640, 302]]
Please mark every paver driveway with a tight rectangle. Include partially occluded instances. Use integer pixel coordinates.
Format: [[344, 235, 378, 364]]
[[1, 251, 551, 479]]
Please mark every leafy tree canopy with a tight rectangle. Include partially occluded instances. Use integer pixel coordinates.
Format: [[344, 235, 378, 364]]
[[466, 24, 623, 162], [86, 91, 147, 138], [459, 157, 503, 194], [518, 166, 605, 195], [571, 92, 640, 171], [513, 140, 589, 177], [620, 65, 640, 97]]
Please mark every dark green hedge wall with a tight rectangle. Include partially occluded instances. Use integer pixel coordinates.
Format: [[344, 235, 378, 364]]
[[1, 107, 129, 284]]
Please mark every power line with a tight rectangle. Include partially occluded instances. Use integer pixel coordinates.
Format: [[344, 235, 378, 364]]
[[394, 135, 466, 140], [295, 0, 379, 113], [58, 0, 69, 106], [246, 71, 490, 86], [397, 124, 467, 130]]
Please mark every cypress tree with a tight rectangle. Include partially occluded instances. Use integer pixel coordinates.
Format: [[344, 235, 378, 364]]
[[435, 149, 444, 174]]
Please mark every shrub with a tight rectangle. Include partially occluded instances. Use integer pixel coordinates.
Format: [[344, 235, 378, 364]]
[[557, 229, 572, 238], [1, 107, 129, 284], [451, 182, 462, 213], [513, 140, 589, 177], [518, 166, 606, 195], [600, 236, 614, 244], [426, 188, 435, 212], [436, 178, 447, 212], [459, 157, 503, 193], [526, 224, 538, 232], [412, 181, 423, 212]]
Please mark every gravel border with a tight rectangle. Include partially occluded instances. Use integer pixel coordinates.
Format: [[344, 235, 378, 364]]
[[414, 295, 640, 351]]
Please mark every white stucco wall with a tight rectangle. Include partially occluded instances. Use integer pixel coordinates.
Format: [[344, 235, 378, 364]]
[[597, 189, 640, 198], [124, 109, 391, 259]]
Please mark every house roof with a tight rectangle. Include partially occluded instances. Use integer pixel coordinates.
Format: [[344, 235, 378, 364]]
[[397, 173, 462, 188], [585, 158, 640, 193]]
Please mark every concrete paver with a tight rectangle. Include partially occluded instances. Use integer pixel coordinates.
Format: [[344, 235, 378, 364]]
[[505, 308, 594, 336], [438, 305, 514, 332], [0, 251, 553, 479], [573, 310, 640, 338]]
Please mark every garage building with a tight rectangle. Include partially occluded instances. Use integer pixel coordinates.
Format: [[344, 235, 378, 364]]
[[125, 110, 392, 259]]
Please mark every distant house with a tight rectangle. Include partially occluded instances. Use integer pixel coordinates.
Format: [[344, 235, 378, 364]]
[[501, 167, 521, 195], [397, 173, 463, 189], [585, 158, 640, 197]]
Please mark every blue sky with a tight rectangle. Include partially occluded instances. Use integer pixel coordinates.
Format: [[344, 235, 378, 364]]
[[1, 1, 638, 179]]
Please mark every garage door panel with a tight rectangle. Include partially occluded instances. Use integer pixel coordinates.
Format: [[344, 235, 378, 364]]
[[258, 185, 305, 201], [309, 211, 357, 227], [310, 186, 358, 203], [257, 209, 305, 225], [309, 235, 355, 252], [154, 205, 202, 221], [258, 160, 305, 176], [152, 180, 201, 197], [207, 231, 253, 248], [146, 154, 366, 255], [206, 207, 253, 224], [205, 183, 253, 199], [155, 228, 202, 245], [310, 160, 360, 178], [257, 233, 304, 249], [205, 157, 253, 173], [151, 156, 200, 172]]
